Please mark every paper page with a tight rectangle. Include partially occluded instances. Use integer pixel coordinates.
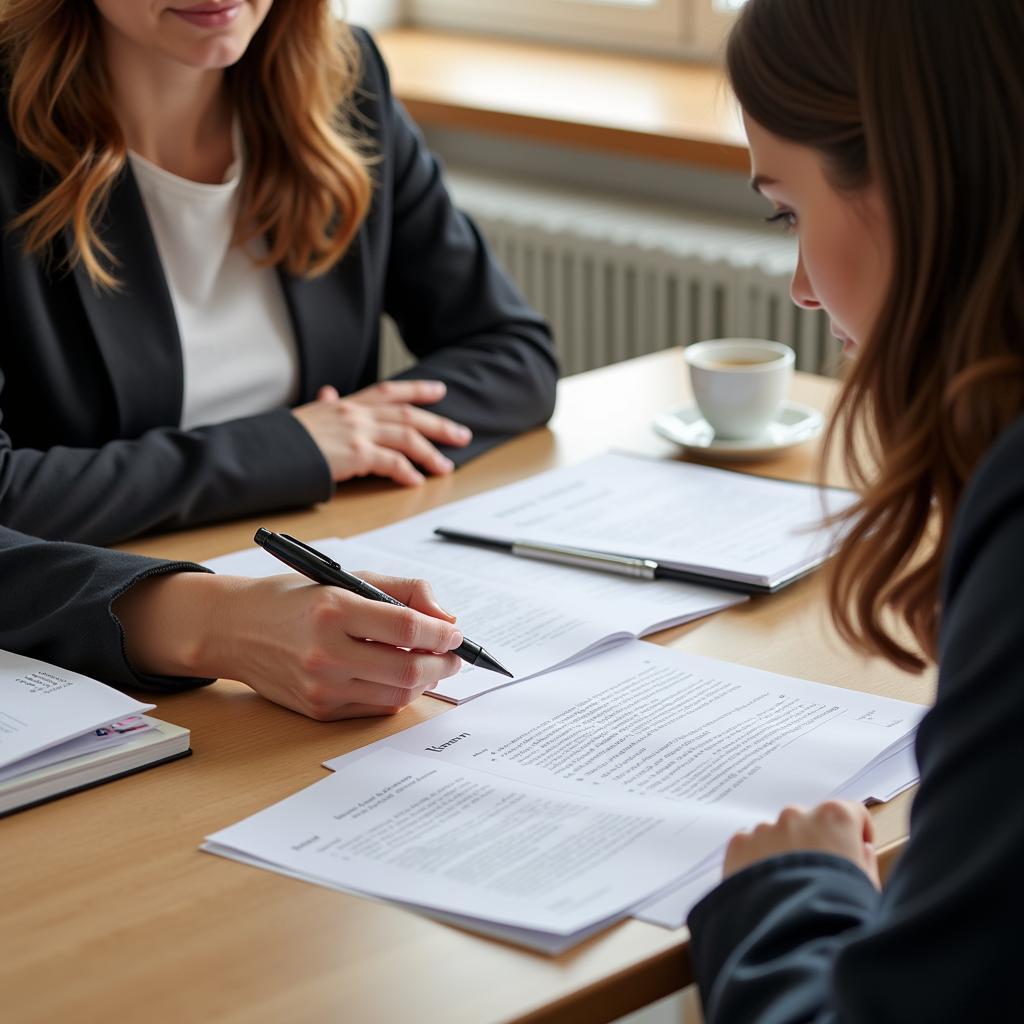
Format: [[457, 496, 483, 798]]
[[0, 650, 154, 770], [206, 536, 743, 703], [209, 641, 924, 943], [376, 641, 927, 818], [433, 452, 859, 585], [355, 512, 746, 635], [210, 640, 923, 941], [843, 738, 918, 804], [632, 865, 722, 931], [0, 716, 153, 783], [634, 734, 921, 930], [197, 842, 624, 955], [206, 746, 700, 936], [206, 540, 646, 695]]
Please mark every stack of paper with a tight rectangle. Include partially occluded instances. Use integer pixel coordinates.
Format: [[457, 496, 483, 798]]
[[204, 641, 924, 952], [0, 650, 191, 816]]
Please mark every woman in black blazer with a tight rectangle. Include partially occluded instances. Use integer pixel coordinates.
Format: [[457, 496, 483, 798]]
[[685, 2, 1024, 1020], [0, 4, 557, 546]]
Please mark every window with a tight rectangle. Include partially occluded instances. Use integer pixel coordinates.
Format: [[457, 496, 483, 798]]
[[407, 0, 747, 58]]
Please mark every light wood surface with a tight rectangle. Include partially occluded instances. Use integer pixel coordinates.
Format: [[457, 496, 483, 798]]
[[2, 350, 933, 1024], [375, 29, 749, 172]]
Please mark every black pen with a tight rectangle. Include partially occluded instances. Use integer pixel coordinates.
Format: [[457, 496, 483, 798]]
[[254, 528, 513, 678]]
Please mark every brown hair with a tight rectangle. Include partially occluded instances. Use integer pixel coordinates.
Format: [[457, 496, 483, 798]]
[[728, 0, 1024, 671], [0, 0, 373, 288]]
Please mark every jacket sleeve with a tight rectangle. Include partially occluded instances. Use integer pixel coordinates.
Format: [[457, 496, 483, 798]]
[[0, 525, 214, 693], [359, 31, 559, 464], [0, 380, 332, 546], [686, 426, 1024, 1023]]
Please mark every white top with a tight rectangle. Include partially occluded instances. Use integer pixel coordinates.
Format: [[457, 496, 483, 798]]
[[128, 130, 300, 430]]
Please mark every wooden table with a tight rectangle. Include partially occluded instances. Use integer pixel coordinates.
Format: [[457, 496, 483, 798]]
[[2, 350, 934, 1024]]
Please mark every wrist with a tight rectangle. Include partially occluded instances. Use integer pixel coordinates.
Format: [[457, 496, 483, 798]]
[[115, 571, 246, 680]]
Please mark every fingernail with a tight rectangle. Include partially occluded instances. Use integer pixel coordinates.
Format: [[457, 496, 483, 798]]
[[437, 457, 454, 472], [456, 426, 472, 440], [448, 630, 464, 650]]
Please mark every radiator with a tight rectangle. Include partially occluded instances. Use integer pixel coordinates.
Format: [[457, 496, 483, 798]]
[[379, 171, 838, 379]]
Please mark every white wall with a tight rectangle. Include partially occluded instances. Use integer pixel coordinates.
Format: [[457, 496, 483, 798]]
[[340, 0, 405, 29]]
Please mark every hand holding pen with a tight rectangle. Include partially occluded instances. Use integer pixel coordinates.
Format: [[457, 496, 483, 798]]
[[115, 556, 468, 722], [255, 528, 513, 677]]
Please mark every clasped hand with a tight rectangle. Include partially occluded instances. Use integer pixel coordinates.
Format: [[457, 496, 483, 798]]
[[292, 380, 473, 486]]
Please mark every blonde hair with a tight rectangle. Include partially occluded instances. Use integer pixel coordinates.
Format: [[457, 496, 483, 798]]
[[1, 0, 373, 288]]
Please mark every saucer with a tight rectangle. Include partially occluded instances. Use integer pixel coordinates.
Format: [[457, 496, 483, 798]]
[[653, 400, 824, 461]]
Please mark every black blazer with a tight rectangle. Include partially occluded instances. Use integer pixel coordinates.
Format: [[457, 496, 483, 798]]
[[0, 28, 557, 547], [686, 414, 1024, 1022], [0, 525, 210, 692]]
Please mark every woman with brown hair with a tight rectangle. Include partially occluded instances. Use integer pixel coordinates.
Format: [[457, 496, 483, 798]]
[[0, 1, 557, 546], [686, 1, 1024, 1019]]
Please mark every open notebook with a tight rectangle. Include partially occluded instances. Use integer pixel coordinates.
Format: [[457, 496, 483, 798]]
[[0, 649, 190, 816]]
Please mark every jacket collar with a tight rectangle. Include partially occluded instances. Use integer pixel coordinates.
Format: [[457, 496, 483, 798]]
[[69, 164, 184, 438], [276, 239, 372, 401]]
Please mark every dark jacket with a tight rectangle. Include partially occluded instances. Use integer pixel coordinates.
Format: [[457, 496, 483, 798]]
[[0, 28, 557, 547], [0, 525, 210, 692], [687, 414, 1024, 1022]]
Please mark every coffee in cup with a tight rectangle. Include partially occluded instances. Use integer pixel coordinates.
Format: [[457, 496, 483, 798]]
[[684, 338, 794, 439]]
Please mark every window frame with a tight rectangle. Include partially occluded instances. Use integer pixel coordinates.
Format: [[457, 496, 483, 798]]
[[406, 0, 741, 59]]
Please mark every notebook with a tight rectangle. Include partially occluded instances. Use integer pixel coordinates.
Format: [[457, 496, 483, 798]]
[[0, 649, 191, 816]]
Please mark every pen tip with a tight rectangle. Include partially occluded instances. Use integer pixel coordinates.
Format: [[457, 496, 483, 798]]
[[470, 645, 514, 679]]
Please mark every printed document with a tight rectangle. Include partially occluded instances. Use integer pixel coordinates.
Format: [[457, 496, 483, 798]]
[[204, 641, 925, 945], [434, 452, 859, 589]]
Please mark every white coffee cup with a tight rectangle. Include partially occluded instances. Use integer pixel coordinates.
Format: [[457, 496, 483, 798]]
[[684, 338, 794, 439]]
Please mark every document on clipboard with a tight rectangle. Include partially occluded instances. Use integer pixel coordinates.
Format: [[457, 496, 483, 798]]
[[432, 452, 858, 594]]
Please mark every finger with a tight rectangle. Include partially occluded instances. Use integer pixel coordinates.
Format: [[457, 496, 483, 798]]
[[352, 379, 447, 407], [365, 446, 425, 486], [816, 799, 860, 827], [371, 404, 473, 447], [359, 572, 458, 622], [324, 701, 411, 720], [317, 385, 341, 402], [778, 804, 807, 826], [862, 843, 882, 888], [339, 677, 438, 710], [858, 803, 877, 844], [343, 644, 463, 690], [342, 596, 462, 653], [371, 424, 455, 475], [722, 832, 752, 877]]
